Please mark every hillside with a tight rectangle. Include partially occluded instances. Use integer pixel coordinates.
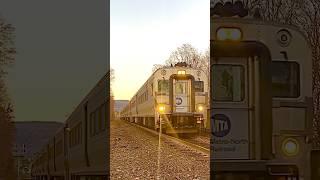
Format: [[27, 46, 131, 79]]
[[13, 121, 63, 158]]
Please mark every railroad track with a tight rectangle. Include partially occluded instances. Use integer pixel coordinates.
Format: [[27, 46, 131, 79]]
[[124, 121, 210, 155]]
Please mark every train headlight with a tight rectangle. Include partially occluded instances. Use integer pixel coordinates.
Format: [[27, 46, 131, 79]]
[[217, 28, 242, 41], [177, 70, 186, 75], [197, 104, 204, 112], [157, 104, 165, 114], [282, 138, 299, 156]]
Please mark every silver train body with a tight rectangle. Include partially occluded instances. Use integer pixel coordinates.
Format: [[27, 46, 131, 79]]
[[211, 16, 318, 179], [120, 63, 209, 134], [31, 74, 108, 180]]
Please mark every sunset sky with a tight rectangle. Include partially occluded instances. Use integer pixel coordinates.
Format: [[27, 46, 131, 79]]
[[111, 0, 209, 100], [0, 0, 107, 121], [0, 0, 208, 121]]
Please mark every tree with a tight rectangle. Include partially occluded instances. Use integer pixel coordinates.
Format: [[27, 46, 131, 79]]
[[110, 69, 115, 86], [295, 0, 320, 148], [166, 44, 204, 69], [0, 104, 15, 180], [109, 69, 115, 120], [153, 43, 209, 75], [0, 15, 16, 180]]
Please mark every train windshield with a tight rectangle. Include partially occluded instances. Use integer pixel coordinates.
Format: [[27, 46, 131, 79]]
[[271, 61, 300, 98], [212, 64, 245, 101], [195, 81, 204, 92], [158, 80, 169, 94]]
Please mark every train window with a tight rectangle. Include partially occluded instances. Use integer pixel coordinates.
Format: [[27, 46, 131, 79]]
[[77, 125, 80, 144], [90, 113, 93, 136], [104, 103, 108, 129], [98, 108, 102, 132], [158, 80, 169, 94], [175, 82, 187, 94], [78, 122, 82, 144], [74, 127, 78, 145], [95, 110, 99, 134], [69, 129, 73, 147], [195, 81, 204, 92], [212, 65, 245, 101], [271, 61, 300, 98], [72, 125, 78, 146], [100, 105, 105, 131], [48, 147, 52, 160], [56, 140, 62, 156], [91, 113, 96, 136], [151, 83, 154, 96], [74, 126, 77, 145]]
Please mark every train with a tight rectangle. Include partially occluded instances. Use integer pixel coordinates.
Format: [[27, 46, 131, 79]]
[[120, 62, 209, 134], [211, 1, 319, 180], [31, 74, 109, 180]]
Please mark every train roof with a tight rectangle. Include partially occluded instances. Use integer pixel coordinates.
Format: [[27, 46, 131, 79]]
[[31, 73, 107, 160], [65, 72, 108, 125]]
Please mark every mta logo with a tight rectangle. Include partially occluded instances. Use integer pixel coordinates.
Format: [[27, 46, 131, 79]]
[[212, 114, 231, 137], [176, 97, 183, 105]]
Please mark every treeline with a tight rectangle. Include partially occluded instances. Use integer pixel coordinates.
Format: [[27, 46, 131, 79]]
[[153, 43, 209, 76], [0, 15, 16, 180]]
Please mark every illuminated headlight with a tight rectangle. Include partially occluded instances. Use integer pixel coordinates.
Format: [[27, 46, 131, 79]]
[[197, 104, 204, 112], [281, 138, 299, 156], [177, 70, 186, 75], [217, 28, 242, 41], [157, 104, 165, 114]]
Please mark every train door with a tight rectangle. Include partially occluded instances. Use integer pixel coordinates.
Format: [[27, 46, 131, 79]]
[[211, 57, 249, 159], [211, 41, 273, 177], [173, 79, 191, 112]]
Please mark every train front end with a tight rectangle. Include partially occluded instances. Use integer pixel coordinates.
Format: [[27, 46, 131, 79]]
[[155, 63, 209, 134], [211, 2, 315, 179]]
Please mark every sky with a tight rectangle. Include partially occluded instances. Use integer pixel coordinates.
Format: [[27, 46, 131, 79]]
[[111, 0, 210, 100], [0, 0, 108, 121]]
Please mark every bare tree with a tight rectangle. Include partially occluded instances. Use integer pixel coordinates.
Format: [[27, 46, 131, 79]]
[[294, 0, 320, 148], [108, 69, 115, 120], [200, 48, 210, 77], [0, 15, 16, 180], [152, 43, 209, 74], [166, 44, 203, 68], [109, 68, 115, 96]]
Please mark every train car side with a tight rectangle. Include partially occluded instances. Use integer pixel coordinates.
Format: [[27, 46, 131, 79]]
[[31, 74, 108, 180]]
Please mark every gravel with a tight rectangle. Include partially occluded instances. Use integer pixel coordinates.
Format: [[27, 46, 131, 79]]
[[181, 135, 210, 150], [110, 120, 209, 179]]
